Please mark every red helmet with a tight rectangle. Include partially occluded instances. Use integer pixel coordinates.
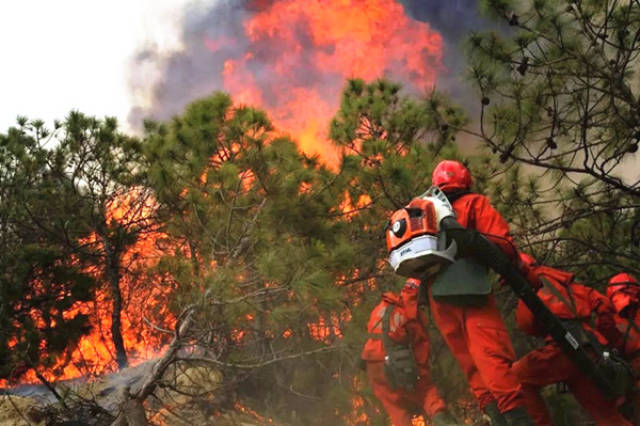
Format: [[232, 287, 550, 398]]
[[404, 278, 421, 291], [607, 273, 640, 316], [401, 278, 421, 318], [609, 273, 638, 286], [432, 160, 473, 192]]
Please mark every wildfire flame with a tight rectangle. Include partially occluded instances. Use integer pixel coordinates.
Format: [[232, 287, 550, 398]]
[[1, 191, 174, 386], [207, 0, 443, 165]]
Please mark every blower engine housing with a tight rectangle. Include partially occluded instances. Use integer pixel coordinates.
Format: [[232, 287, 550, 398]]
[[386, 187, 457, 277]]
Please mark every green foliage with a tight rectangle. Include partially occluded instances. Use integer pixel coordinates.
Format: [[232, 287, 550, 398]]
[[0, 122, 97, 381], [0, 110, 163, 380], [142, 92, 355, 423], [13, 61, 633, 423]]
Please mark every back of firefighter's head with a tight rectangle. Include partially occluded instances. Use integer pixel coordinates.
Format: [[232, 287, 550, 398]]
[[401, 278, 421, 305], [432, 160, 473, 194], [402, 278, 420, 294], [400, 278, 422, 317], [607, 273, 640, 317]]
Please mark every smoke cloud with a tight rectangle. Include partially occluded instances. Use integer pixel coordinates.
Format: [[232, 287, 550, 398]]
[[129, 0, 252, 126], [398, 0, 491, 105]]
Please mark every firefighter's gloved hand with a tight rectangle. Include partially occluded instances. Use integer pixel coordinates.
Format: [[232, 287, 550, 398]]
[[431, 410, 460, 426]]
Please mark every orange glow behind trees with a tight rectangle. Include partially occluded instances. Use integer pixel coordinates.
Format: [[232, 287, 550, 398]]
[[1, 191, 174, 385]]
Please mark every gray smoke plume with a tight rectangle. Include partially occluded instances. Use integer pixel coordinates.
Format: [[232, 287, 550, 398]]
[[128, 0, 491, 129], [399, 0, 489, 42], [128, 0, 252, 126], [398, 0, 492, 107]]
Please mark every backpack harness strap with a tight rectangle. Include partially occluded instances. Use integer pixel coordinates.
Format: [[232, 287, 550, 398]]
[[539, 277, 602, 350], [366, 302, 419, 390]]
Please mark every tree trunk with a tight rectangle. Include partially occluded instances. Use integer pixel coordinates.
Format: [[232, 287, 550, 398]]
[[112, 383, 149, 426], [110, 309, 195, 426], [103, 236, 129, 369]]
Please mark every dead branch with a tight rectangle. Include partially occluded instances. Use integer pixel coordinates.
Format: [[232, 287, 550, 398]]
[[177, 344, 344, 370]]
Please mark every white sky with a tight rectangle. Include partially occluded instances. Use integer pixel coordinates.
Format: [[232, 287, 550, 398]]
[[0, 0, 193, 133]]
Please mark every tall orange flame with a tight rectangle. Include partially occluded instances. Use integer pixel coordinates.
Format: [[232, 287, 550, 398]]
[[209, 0, 443, 165], [1, 192, 174, 386]]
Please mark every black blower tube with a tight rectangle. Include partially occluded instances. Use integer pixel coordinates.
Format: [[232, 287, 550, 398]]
[[440, 216, 621, 398]]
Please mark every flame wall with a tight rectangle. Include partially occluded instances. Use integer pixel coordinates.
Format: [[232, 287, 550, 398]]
[[129, 0, 486, 164]]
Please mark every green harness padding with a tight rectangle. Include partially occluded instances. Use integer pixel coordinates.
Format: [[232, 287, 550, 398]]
[[431, 257, 492, 306], [368, 304, 419, 390]]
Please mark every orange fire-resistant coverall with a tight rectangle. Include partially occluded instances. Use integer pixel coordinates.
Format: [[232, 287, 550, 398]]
[[610, 287, 640, 424], [512, 265, 630, 426], [615, 311, 640, 378], [610, 285, 640, 372], [428, 192, 526, 413], [362, 285, 446, 425]]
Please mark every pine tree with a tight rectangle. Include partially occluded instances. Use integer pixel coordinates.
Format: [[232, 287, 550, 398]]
[[53, 112, 156, 369], [0, 113, 157, 377], [458, 0, 640, 282], [133, 93, 357, 424], [0, 121, 95, 383]]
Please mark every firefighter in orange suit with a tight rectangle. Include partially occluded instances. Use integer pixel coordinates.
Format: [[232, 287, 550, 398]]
[[512, 254, 630, 426], [607, 273, 640, 371], [427, 160, 532, 425], [361, 278, 457, 426], [607, 272, 640, 423]]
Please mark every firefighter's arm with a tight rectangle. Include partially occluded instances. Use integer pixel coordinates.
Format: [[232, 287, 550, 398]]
[[590, 287, 615, 314], [471, 195, 517, 260]]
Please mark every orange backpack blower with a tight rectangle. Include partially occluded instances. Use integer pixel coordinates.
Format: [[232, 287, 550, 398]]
[[385, 187, 457, 277]]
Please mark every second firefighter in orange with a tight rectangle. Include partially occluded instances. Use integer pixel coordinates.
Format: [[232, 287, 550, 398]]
[[362, 278, 456, 426]]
